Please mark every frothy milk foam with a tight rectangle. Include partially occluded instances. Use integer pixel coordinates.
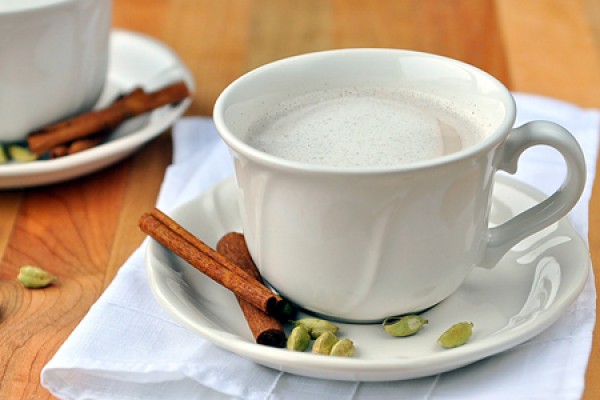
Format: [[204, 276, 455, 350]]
[[245, 87, 487, 168]]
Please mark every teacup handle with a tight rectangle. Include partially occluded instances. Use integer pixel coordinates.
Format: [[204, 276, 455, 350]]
[[481, 121, 586, 268]]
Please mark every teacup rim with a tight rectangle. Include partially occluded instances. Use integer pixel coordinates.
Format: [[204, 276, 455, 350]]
[[213, 48, 517, 175], [0, 0, 81, 15]]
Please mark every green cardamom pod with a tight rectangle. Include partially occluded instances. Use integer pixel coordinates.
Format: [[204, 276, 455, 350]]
[[294, 318, 339, 339], [438, 322, 474, 349], [330, 338, 356, 357], [382, 315, 428, 337], [17, 266, 57, 289], [279, 301, 298, 322], [0, 144, 7, 164], [312, 331, 338, 355], [8, 145, 37, 162], [286, 325, 311, 352]]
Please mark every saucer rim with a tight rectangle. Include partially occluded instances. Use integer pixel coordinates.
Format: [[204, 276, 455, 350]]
[[146, 175, 590, 381]]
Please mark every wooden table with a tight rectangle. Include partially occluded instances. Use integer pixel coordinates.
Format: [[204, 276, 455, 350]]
[[1, 0, 598, 398]]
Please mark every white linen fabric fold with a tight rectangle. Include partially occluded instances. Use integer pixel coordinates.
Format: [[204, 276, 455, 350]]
[[42, 93, 599, 400]]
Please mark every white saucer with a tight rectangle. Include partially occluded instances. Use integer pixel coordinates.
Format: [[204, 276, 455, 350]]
[[145, 175, 590, 381], [0, 29, 193, 189]]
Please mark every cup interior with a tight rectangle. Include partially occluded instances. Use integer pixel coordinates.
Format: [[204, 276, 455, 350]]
[[214, 49, 516, 171]]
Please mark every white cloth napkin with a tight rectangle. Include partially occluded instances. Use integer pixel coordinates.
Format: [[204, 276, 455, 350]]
[[42, 93, 599, 400]]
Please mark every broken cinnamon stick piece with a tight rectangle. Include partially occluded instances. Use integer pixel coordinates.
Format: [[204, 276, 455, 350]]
[[217, 232, 286, 348], [50, 130, 112, 158], [138, 208, 290, 320], [67, 133, 108, 154], [28, 81, 189, 155], [49, 145, 68, 158]]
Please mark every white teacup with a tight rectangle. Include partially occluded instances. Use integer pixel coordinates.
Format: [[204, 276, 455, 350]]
[[0, 0, 112, 142], [213, 49, 586, 322]]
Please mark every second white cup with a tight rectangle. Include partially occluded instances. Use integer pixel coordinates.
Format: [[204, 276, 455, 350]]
[[0, 0, 112, 142]]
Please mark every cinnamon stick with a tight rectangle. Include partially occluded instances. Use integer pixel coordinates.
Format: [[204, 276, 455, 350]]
[[217, 232, 286, 347], [28, 81, 190, 155], [139, 208, 290, 320]]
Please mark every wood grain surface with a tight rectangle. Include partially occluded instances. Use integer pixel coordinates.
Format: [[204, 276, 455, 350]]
[[0, 1, 598, 398]]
